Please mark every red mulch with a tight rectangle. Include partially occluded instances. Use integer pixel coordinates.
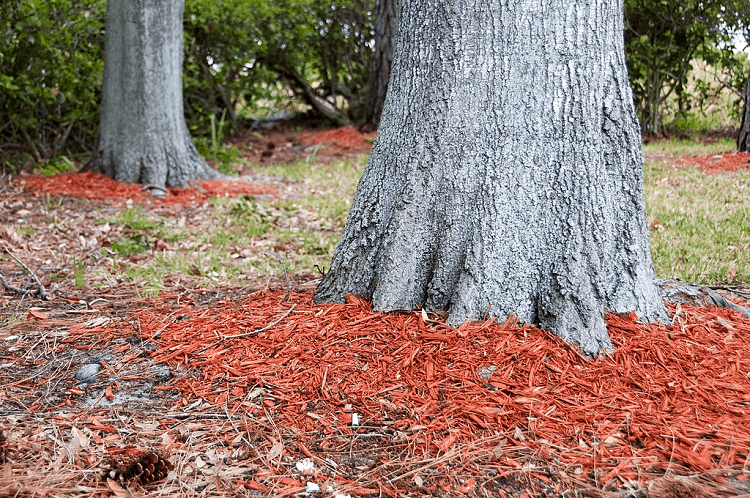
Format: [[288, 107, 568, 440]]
[[676, 152, 750, 174], [302, 127, 376, 149], [16, 171, 275, 206], [65, 290, 750, 495]]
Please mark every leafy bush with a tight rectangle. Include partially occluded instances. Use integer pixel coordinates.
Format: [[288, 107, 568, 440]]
[[624, 0, 750, 134], [0, 0, 105, 169], [183, 0, 375, 132]]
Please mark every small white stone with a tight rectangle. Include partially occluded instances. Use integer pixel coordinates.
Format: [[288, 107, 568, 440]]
[[296, 458, 315, 473]]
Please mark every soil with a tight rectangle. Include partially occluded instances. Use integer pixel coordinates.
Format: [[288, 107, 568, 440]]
[[2, 126, 750, 498]]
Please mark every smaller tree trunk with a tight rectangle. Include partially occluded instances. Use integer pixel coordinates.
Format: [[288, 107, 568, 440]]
[[85, 0, 221, 190], [738, 66, 750, 152], [361, 0, 395, 130]]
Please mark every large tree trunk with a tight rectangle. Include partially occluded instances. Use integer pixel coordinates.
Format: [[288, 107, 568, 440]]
[[84, 0, 220, 191], [314, 0, 669, 356], [739, 66, 750, 152], [361, 0, 395, 130]]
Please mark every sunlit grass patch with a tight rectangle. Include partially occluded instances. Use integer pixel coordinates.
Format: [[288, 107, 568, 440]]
[[642, 138, 736, 158], [644, 159, 750, 285]]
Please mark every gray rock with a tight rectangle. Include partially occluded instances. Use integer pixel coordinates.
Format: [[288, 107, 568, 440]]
[[75, 363, 101, 382]]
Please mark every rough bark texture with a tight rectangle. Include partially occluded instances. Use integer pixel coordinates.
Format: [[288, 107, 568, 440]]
[[84, 0, 220, 189], [315, 0, 669, 356], [739, 66, 750, 152], [362, 0, 396, 130]]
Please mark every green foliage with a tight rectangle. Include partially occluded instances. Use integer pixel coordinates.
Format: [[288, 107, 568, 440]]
[[114, 207, 159, 231], [107, 234, 150, 257], [73, 257, 85, 288], [227, 197, 271, 236], [33, 156, 78, 176], [624, 0, 750, 134], [183, 0, 375, 130], [0, 0, 105, 167], [193, 110, 240, 175]]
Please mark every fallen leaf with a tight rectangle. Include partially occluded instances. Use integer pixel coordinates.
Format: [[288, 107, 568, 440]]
[[107, 478, 130, 497], [266, 438, 283, 461], [27, 309, 49, 321]]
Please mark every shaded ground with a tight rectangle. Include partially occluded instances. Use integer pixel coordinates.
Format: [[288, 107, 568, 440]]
[[2, 127, 750, 497]]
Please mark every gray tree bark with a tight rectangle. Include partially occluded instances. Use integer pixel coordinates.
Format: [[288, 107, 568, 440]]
[[739, 66, 750, 152], [362, 0, 395, 130], [84, 0, 221, 191], [314, 0, 669, 356]]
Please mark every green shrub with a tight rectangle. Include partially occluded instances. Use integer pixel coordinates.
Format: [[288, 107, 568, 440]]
[[0, 0, 105, 168]]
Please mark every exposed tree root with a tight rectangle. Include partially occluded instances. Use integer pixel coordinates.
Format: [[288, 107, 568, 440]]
[[657, 279, 750, 318]]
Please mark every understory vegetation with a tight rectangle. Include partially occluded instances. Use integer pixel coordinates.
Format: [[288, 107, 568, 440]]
[[1, 0, 748, 171]]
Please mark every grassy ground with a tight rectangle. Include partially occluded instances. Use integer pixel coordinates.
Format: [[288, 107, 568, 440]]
[[2, 137, 747, 310], [87, 137, 750, 293], [643, 138, 750, 285]]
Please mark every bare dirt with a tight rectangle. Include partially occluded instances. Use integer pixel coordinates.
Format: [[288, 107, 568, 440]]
[[2, 127, 750, 498]]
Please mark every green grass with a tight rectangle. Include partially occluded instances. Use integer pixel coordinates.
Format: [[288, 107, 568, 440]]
[[644, 153, 750, 285], [642, 138, 737, 158], [87, 143, 748, 291]]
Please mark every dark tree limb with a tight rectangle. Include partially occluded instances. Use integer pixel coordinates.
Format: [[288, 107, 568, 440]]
[[738, 65, 750, 152], [267, 63, 351, 126]]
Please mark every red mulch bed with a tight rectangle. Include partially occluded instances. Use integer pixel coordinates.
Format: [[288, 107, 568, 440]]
[[16, 171, 275, 206], [64, 290, 750, 496], [302, 127, 376, 149], [676, 151, 750, 174]]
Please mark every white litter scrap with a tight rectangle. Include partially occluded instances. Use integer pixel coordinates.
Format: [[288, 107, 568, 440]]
[[296, 458, 315, 473], [477, 365, 497, 381], [351, 413, 360, 426], [305, 482, 320, 493]]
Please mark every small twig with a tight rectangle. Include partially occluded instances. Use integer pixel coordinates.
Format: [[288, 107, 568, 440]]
[[197, 305, 296, 354], [224, 406, 252, 446], [222, 304, 295, 340], [1, 245, 47, 299]]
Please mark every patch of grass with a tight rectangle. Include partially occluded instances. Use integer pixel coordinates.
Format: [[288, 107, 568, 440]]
[[18, 223, 36, 236], [262, 157, 364, 229], [645, 160, 750, 285], [120, 254, 194, 297], [73, 258, 85, 288], [114, 207, 159, 231], [107, 234, 150, 257], [642, 138, 736, 158], [34, 156, 78, 176]]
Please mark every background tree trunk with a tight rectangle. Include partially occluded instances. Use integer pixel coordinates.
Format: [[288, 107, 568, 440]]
[[85, 0, 220, 190], [361, 0, 395, 130], [739, 66, 750, 152], [315, 0, 669, 356]]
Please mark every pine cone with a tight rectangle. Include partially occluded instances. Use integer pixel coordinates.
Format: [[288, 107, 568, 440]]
[[0, 429, 8, 463], [107, 450, 174, 485]]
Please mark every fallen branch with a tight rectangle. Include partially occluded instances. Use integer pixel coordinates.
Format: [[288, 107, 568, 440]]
[[1, 245, 47, 300]]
